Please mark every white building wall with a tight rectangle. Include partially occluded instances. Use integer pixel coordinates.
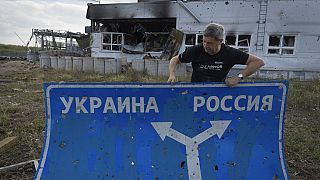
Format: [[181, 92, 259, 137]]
[[177, 1, 260, 32], [176, 1, 260, 54], [175, 0, 320, 71], [264, 1, 320, 71], [91, 33, 123, 59]]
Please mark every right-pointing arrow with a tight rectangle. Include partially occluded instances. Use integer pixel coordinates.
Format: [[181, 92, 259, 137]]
[[210, 120, 232, 139], [193, 120, 231, 144]]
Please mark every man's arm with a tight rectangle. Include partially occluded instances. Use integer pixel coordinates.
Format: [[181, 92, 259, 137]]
[[167, 55, 180, 83], [225, 54, 265, 87]]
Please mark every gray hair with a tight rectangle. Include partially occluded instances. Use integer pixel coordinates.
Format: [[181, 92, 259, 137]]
[[203, 23, 225, 40]]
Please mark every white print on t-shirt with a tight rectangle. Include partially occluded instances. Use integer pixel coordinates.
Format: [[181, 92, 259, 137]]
[[199, 64, 223, 70]]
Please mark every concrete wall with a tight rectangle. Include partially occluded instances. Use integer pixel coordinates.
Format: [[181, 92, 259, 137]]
[[228, 66, 320, 81], [39, 55, 320, 80], [39, 56, 187, 77], [135, 59, 187, 76], [38, 56, 124, 75]]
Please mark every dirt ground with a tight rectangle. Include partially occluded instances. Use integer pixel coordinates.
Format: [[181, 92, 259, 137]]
[[0, 60, 319, 179]]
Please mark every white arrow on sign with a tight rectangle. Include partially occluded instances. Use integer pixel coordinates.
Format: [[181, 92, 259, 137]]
[[151, 120, 231, 180]]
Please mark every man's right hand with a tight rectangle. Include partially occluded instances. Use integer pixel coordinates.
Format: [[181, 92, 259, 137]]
[[168, 55, 180, 84], [167, 75, 176, 83]]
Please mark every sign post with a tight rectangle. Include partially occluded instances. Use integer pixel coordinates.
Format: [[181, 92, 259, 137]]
[[35, 82, 289, 180]]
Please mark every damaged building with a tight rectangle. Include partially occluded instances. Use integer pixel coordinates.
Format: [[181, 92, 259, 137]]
[[85, 0, 320, 79], [86, 1, 178, 61]]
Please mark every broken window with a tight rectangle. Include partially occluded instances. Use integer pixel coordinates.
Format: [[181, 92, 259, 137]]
[[122, 32, 170, 53], [102, 33, 123, 51], [122, 34, 143, 53], [268, 35, 281, 46], [238, 35, 251, 46], [185, 34, 203, 48], [283, 36, 295, 47], [225, 34, 251, 53], [282, 49, 294, 54], [226, 35, 236, 46], [197, 35, 203, 45], [112, 34, 122, 44], [184, 34, 203, 48], [268, 35, 295, 55], [145, 32, 169, 52], [103, 34, 111, 44], [185, 34, 196, 46]]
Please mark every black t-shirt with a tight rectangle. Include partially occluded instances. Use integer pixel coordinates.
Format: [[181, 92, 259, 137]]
[[179, 44, 249, 82]]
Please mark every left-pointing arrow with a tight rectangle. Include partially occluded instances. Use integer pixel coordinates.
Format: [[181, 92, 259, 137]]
[[151, 122, 190, 145], [151, 122, 173, 141]]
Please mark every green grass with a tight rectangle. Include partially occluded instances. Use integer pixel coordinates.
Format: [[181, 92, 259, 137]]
[[0, 44, 40, 56], [0, 44, 28, 54]]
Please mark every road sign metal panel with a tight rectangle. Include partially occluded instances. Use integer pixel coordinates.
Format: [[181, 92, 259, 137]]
[[35, 82, 289, 180]]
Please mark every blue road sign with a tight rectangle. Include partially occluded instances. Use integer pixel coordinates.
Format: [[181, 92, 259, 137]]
[[35, 82, 289, 180]]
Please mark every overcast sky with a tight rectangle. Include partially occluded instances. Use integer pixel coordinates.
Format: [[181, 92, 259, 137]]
[[0, 0, 137, 46]]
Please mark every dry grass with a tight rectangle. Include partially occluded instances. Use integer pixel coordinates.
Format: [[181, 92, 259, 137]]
[[285, 80, 320, 179], [0, 60, 319, 179]]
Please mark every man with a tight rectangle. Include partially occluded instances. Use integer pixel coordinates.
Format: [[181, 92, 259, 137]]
[[167, 23, 265, 87]]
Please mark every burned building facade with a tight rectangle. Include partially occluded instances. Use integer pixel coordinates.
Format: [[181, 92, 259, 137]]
[[86, 0, 320, 75], [86, 1, 177, 61]]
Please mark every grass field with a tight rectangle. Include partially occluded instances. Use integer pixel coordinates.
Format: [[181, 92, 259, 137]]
[[0, 60, 319, 179], [0, 44, 28, 54]]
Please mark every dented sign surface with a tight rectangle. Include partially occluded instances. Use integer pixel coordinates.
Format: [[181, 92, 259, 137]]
[[35, 82, 289, 180]]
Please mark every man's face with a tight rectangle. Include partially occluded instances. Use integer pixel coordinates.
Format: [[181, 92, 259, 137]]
[[202, 36, 222, 55]]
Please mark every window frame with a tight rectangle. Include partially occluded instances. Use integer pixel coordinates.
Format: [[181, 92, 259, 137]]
[[184, 33, 252, 53], [184, 34, 203, 48], [225, 34, 251, 53], [267, 34, 296, 56], [101, 32, 123, 52]]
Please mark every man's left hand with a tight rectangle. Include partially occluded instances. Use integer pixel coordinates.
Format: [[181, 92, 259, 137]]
[[225, 76, 241, 87]]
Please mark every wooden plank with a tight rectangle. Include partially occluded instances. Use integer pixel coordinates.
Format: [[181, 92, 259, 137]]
[[0, 136, 17, 153]]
